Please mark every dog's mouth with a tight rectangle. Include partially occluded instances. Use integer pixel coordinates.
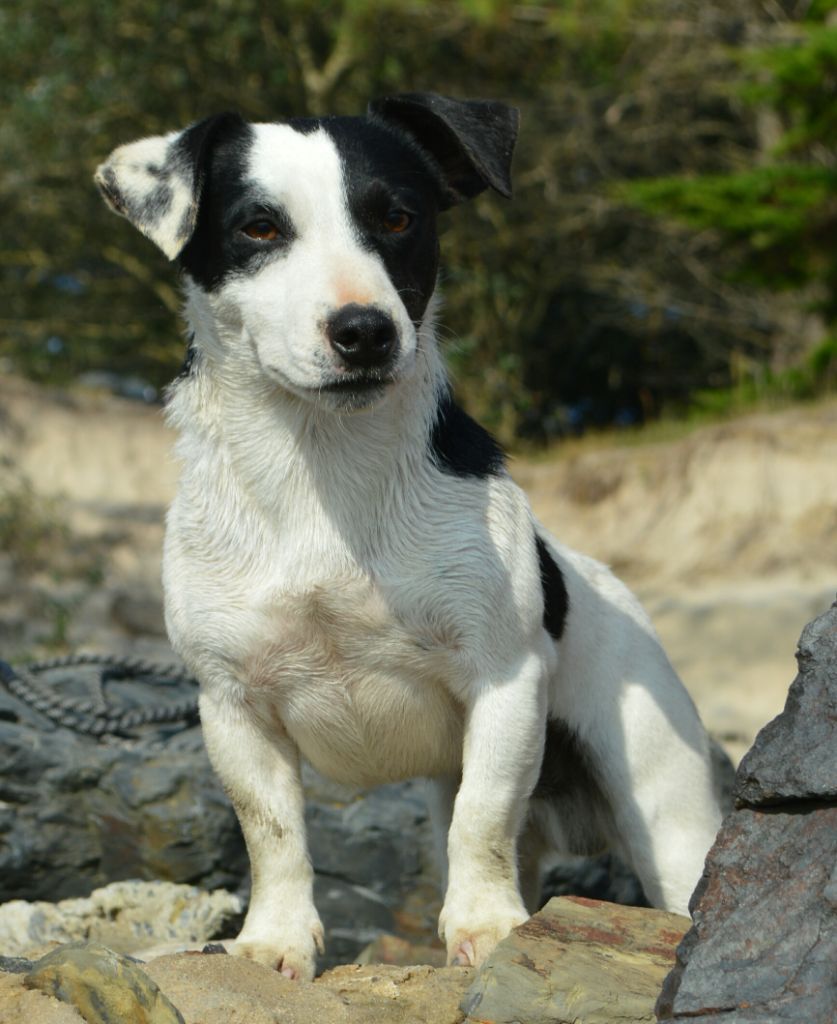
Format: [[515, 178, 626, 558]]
[[318, 374, 391, 395], [312, 367, 400, 406]]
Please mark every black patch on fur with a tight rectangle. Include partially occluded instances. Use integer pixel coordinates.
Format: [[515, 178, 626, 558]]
[[535, 535, 569, 640], [429, 388, 506, 478], [178, 118, 300, 290], [532, 718, 597, 801], [318, 116, 443, 324], [368, 93, 519, 208]]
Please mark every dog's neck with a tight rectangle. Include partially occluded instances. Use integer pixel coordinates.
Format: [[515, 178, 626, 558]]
[[167, 287, 448, 538]]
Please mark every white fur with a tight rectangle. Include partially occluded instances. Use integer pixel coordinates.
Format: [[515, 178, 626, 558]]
[[101, 120, 723, 980]]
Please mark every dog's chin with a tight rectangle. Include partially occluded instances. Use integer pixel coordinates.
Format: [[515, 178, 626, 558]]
[[316, 379, 392, 412], [264, 367, 395, 412]]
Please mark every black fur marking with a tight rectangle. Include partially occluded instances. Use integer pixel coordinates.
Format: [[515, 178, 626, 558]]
[[318, 116, 443, 324], [368, 93, 519, 209], [535, 535, 569, 641], [177, 118, 297, 290], [429, 389, 506, 478], [532, 718, 597, 801]]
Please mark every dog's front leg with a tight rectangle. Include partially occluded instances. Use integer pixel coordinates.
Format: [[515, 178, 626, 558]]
[[440, 649, 547, 967], [199, 691, 324, 981]]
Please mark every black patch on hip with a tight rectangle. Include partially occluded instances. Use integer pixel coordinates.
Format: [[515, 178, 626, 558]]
[[535, 535, 569, 640], [429, 389, 506, 478]]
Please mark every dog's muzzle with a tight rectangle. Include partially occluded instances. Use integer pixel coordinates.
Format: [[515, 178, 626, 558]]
[[326, 304, 398, 371]]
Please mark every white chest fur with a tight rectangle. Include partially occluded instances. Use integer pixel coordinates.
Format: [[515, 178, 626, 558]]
[[243, 575, 464, 785]]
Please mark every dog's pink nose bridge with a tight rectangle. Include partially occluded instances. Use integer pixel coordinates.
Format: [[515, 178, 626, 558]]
[[332, 277, 373, 309]]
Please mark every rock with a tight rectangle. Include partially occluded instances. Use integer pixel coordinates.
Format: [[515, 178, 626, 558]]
[[146, 951, 350, 1023], [657, 598, 837, 1023], [0, 715, 247, 902], [735, 602, 837, 804], [0, 880, 242, 958], [317, 963, 471, 1023], [0, 970, 85, 1023], [461, 895, 689, 1024], [25, 941, 184, 1023], [146, 953, 472, 1024]]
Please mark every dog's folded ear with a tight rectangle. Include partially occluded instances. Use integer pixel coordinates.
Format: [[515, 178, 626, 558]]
[[368, 92, 519, 209], [94, 112, 244, 260]]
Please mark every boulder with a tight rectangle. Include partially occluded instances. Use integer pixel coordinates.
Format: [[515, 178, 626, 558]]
[[0, 881, 242, 958], [657, 598, 837, 1023], [461, 895, 689, 1024]]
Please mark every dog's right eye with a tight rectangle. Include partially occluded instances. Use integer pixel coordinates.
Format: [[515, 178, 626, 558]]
[[242, 220, 281, 241]]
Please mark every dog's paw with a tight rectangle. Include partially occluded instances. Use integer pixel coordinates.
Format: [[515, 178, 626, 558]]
[[229, 921, 324, 982], [439, 896, 528, 968]]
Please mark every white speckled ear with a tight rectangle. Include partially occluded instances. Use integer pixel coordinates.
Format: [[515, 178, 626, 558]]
[[95, 130, 198, 260], [95, 112, 244, 260]]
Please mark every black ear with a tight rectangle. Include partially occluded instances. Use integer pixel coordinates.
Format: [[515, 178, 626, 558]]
[[95, 112, 245, 259], [368, 92, 519, 209]]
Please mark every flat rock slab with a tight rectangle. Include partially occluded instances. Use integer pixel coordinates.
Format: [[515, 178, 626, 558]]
[[461, 895, 689, 1024], [735, 599, 837, 804]]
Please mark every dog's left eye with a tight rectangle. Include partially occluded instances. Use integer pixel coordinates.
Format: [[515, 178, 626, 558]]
[[383, 209, 412, 234], [242, 220, 281, 241]]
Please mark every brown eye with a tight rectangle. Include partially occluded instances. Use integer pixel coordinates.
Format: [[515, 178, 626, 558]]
[[383, 209, 412, 234], [242, 219, 280, 241]]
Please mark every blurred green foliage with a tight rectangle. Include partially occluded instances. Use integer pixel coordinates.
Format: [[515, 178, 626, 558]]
[[625, 1, 837, 395], [0, 0, 832, 440]]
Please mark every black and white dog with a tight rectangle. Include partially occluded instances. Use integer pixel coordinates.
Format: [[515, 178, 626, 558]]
[[96, 93, 722, 981]]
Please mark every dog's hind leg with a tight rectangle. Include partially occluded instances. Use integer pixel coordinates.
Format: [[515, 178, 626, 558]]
[[200, 690, 324, 981]]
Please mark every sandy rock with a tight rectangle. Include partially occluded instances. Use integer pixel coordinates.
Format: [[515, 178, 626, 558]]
[[318, 963, 471, 1023], [145, 953, 472, 1024], [657, 599, 837, 1022], [0, 880, 242, 958], [25, 941, 184, 1023], [0, 970, 85, 1023], [146, 951, 350, 1023], [461, 896, 689, 1024]]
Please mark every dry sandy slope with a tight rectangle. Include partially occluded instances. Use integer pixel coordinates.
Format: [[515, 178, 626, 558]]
[[1, 376, 835, 762]]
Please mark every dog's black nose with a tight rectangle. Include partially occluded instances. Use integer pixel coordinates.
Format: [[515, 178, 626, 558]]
[[326, 305, 397, 369]]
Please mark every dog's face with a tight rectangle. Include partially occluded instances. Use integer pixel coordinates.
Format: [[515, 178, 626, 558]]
[[96, 94, 518, 410]]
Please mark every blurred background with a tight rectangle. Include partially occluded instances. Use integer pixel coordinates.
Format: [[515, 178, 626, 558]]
[[1, 0, 836, 759], [2, 0, 835, 435]]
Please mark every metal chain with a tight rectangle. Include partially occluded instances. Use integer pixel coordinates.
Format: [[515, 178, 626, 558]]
[[0, 654, 199, 737]]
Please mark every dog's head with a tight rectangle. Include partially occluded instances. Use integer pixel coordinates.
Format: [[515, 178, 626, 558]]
[[95, 93, 518, 410]]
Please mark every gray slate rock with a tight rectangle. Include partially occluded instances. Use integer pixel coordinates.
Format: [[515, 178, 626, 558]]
[[657, 598, 837, 1023], [736, 601, 837, 804]]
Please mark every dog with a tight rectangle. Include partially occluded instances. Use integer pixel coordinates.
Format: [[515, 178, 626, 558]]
[[95, 93, 723, 981]]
